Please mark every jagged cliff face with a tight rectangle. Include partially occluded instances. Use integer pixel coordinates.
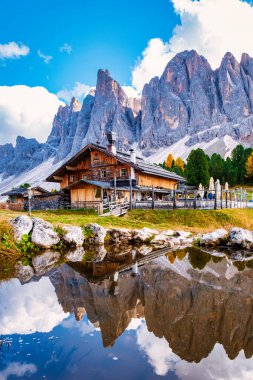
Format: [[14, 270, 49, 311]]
[[82, 69, 140, 151], [140, 50, 253, 153], [2, 50, 253, 179], [50, 257, 253, 362], [47, 97, 82, 161]]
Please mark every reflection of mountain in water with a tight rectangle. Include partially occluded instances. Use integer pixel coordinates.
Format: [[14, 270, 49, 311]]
[[49, 255, 253, 362]]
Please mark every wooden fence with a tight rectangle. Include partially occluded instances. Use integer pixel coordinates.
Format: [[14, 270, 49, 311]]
[[133, 189, 251, 210]]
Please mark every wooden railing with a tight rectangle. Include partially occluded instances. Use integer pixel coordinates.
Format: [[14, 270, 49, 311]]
[[101, 200, 130, 216], [133, 189, 251, 210]]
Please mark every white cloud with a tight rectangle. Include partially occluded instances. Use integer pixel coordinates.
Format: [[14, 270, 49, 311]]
[[132, 0, 253, 93], [37, 49, 53, 64], [0, 85, 64, 144], [0, 362, 37, 380], [0, 42, 30, 60], [59, 43, 72, 54], [0, 277, 69, 334], [57, 82, 94, 103], [122, 86, 140, 99]]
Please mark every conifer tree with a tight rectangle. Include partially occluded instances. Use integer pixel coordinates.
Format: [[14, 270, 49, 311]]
[[185, 148, 209, 186]]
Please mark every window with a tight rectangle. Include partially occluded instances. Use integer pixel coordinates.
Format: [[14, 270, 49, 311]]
[[120, 168, 127, 177], [100, 170, 107, 179], [69, 175, 75, 183], [95, 188, 102, 198], [93, 152, 100, 165]]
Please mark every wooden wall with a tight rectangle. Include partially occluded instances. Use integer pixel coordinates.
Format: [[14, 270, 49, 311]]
[[58, 147, 178, 192], [60, 174, 69, 189], [136, 173, 177, 189], [10, 195, 24, 204], [70, 185, 101, 202]]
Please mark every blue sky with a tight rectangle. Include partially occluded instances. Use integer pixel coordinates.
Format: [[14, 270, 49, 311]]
[[1, 0, 253, 144], [0, 0, 178, 93]]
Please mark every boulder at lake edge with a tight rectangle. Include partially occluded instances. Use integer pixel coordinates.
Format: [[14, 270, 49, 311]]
[[31, 218, 60, 248], [10, 215, 33, 241], [200, 229, 228, 246], [84, 223, 107, 245], [230, 227, 253, 250], [62, 225, 84, 246]]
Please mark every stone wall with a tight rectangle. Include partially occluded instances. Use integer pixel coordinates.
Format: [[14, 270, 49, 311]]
[[24, 193, 63, 211]]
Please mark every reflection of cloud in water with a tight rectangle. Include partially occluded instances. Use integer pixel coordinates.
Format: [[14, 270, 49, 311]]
[[126, 318, 144, 331], [137, 324, 253, 379], [137, 323, 179, 376], [0, 278, 69, 335], [61, 317, 95, 335], [0, 362, 37, 380]]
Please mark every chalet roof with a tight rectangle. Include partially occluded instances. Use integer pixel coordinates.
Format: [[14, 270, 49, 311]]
[[1, 187, 28, 196], [46, 143, 185, 183], [1, 186, 50, 197], [66, 180, 111, 190]]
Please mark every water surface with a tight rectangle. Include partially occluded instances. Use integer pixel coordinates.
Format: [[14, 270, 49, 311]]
[[1, 247, 253, 380]]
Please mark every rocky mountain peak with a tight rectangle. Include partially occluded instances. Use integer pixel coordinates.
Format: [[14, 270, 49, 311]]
[[3, 50, 253, 181], [70, 97, 81, 112], [96, 69, 128, 107], [81, 68, 139, 150]]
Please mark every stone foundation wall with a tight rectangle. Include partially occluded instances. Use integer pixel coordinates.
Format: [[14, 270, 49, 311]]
[[24, 194, 63, 211]]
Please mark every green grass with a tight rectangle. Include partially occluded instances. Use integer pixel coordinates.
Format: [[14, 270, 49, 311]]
[[0, 221, 22, 281], [1, 208, 253, 233]]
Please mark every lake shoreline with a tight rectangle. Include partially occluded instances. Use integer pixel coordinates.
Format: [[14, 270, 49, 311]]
[[2, 212, 253, 283]]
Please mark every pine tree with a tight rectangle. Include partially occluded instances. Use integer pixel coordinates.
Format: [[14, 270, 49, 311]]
[[164, 153, 174, 169], [245, 152, 253, 179], [185, 148, 209, 187], [209, 153, 225, 182], [231, 145, 246, 184]]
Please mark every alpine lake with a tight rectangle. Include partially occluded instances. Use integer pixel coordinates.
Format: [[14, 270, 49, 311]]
[[1, 242, 253, 380]]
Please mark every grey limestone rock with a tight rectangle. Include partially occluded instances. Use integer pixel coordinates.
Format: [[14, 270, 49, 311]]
[[31, 218, 60, 248], [10, 215, 33, 241]]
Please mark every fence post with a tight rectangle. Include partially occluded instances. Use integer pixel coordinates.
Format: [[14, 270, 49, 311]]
[[114, 175, 117, 202], [151, 185, 155, 210], [184, 190, 187, 208], [220, 186, 223, 209], [129, 177, 133, 211], [173, 190, 176, 209], [214, 185, 217, 210], [225, 190, 228, 209], [193, 191, 196, 209]]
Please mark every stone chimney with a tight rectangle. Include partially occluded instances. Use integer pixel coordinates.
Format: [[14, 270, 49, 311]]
[[129, 148, 136, 164], [107, 131, 117, 155]]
